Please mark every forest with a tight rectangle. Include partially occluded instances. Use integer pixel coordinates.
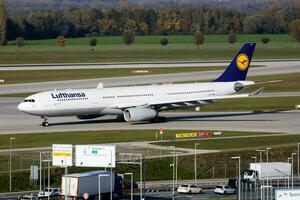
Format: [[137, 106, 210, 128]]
[[0, 0, 300, 41]]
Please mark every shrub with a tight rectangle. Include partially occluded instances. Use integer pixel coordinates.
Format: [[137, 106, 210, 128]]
[[122, 30, 135, 45], [90, 38, 97, 47], [57, 35, 65, 47], [262, 37, 270, 44], [228, 31, 237, 44], [289, 19, 300, 42], [16, 37, 24, 47], [193, 32, 204, 47], [160, 38, 168, 46]]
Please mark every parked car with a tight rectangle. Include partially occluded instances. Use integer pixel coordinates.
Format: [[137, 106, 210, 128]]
[[123, 181, 139, 190], [177, 184, 203, 194], [18, 194, 38, 200], [214, 185, 236, 195], [38, 188, 60, 198]]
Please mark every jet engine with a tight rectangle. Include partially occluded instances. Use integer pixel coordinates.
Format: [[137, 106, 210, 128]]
[[123, 107, 158, 122], [77, 114, 103, 120]]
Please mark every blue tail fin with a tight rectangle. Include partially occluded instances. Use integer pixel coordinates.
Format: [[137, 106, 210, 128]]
[[213, 43, 256, 82]]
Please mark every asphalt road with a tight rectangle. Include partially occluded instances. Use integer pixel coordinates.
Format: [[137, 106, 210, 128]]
[[0, 190, 235, 200], [0, 97, 299, 135], [0, 60, 300, 94]]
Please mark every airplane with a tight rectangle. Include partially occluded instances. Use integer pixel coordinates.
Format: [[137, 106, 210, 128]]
[[18, 43, 270, 127]]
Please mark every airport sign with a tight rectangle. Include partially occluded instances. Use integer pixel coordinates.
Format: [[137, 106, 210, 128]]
[[75, 145, 116, 168], [176, 132, 213, 138], [52, 144, 73, 167], [276, 189, 300, 200]]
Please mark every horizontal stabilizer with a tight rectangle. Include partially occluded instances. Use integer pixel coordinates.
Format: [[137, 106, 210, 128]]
[[250, 87, 264, 96]]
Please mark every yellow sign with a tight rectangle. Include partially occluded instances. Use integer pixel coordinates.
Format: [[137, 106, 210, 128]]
[[53, 152, 72, 157], [176, 133, 197, 138], [236, 54, 249, 70]]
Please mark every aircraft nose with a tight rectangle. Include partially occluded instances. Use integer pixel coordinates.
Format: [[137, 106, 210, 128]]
[[18, 102, 26, 112]]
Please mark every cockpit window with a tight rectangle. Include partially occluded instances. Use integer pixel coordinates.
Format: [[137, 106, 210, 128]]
[[24, 99, 35, 102]]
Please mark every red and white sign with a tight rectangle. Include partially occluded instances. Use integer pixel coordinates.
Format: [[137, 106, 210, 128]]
[[159, 128, 164, 135], [197, 131, 212, 137]]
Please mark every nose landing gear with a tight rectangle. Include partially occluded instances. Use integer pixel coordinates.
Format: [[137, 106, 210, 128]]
[[41, 116, 49, 127]]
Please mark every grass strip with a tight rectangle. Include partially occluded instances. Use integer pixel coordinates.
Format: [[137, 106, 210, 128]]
[[153, 134, 299, 150], [0, 130, 273, 149]]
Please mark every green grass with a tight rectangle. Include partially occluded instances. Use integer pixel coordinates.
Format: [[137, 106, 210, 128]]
[[245, 73, 300, 93], [0, 130, 274, 149], [154, 134, 300, 150], [0, 34, 299, 64], [0, 66, 233, 84], [7, 34, 295, 46]]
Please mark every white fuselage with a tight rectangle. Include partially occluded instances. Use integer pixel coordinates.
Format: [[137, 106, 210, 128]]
[[18, 81, 249, 118]]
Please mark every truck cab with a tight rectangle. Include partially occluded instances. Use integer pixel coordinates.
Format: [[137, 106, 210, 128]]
[[244, 169, 258, 182]]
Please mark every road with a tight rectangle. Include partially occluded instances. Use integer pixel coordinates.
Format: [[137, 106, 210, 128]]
[[0, 190, 235, 200], [0, 97, 299, 134], [0, 60, 300, 94]]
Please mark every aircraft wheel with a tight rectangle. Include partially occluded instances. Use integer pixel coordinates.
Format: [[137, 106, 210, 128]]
[[42, 121, 49, 127]]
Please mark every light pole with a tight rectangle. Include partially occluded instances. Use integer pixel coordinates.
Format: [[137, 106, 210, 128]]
[[194, 143, 199, 180], [9, 137, 15, 192], [232, 156, 241, 200], [109, 151, 113, 200], [98, 174, 109, 200], [256, 149, 266, 163], [292, 153, 296, 189], [170, 163, 175, 200], [266, 147, 271, 186], [169, 146, 176, 200], [125, 173, 133, 200], [288, 157, 291, 189], [298, 143, 300, 176], [252, 156, 257, 198]]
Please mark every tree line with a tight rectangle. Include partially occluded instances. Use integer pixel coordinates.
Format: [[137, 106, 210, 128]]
[[1, 3, 300, 43]]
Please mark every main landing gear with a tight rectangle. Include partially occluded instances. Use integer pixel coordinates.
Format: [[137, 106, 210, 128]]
[[151, 116, 167, 123], [41, 116, 49, 127]]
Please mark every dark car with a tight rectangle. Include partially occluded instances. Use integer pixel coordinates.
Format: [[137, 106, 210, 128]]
[[123, 181, 138, 190]]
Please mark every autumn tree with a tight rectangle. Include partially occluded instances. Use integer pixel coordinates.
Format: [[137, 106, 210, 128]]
[[57, 35, 65, 47], [289, 19, 300, 42], [122, 30, 135, 45], [228, 30, 237, 44], [193, 31, 204, 47], [0, 2, 7, 45], [16, 37, 24, 47]]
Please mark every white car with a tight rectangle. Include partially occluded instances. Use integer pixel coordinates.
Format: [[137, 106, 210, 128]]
[[214, 185, 236, 195], [177, 184, 203, 194], [18, 194, 38, 200], [38, 188, 60, 198]]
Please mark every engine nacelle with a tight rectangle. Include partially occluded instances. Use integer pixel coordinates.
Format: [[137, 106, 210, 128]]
[[77, 114, 103, 120], [123, 107, 158, 122]]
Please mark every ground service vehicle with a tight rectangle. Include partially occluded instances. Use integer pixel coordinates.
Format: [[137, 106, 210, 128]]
[[38, 188, 60, 198], [214, 185, 236, 195], [177, 184, 203, 194], [61, 171, 123, 198], [243, 162, 291, 182]]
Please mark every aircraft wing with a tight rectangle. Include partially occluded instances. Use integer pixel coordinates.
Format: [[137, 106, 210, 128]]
[[115, 88, 264, 109]]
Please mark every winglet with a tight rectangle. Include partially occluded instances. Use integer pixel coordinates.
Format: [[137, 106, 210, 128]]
[[250, 87, 264, 96]]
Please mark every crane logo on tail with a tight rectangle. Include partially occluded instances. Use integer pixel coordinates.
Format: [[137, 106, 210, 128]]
[[236, 54, 249, 70]]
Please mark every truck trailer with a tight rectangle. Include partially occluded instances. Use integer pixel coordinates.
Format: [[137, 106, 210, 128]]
[[243, 162, 291, 182], [61, 170, 123, 199]]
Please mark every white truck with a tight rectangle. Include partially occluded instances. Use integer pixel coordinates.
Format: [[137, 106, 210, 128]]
[[61, 170, 123, 198], [243, 162, 291, 182]]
